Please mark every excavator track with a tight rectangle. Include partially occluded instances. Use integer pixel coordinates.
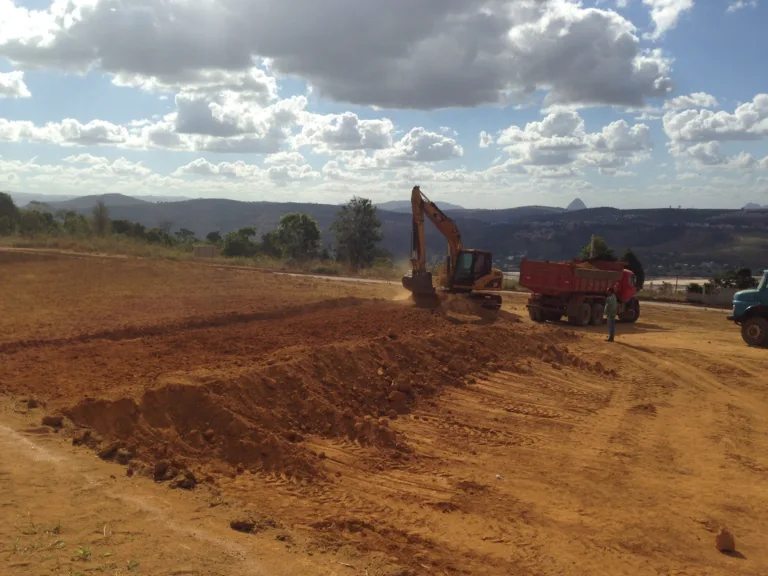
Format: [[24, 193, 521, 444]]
[[467, 292, 502, 311]]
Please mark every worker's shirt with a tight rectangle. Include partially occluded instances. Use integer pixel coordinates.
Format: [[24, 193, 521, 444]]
[[605, 294, 618, 318]]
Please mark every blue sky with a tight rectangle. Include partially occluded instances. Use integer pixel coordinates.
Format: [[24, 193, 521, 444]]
[[1, 0, 767, 209]]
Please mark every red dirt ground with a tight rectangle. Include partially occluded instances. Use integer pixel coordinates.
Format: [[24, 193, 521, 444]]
[[2, 251, 768, 576]]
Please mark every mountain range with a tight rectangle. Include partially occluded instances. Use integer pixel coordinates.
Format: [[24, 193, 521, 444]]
[[10, 192, 768, 271], [10, 192, 190, 207]]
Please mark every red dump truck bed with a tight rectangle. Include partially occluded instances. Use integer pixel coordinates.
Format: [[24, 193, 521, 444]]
[[519, 258, 624, 296]]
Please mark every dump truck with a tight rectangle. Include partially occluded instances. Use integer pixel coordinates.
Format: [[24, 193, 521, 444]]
[[727, 269, 768, 347], [519, 258, 640, 326]]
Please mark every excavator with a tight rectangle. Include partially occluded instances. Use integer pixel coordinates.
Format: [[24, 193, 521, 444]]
[[401, 185, 504, 313]]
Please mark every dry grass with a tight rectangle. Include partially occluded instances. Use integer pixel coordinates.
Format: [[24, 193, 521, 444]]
[[0, 234, 405, 281]]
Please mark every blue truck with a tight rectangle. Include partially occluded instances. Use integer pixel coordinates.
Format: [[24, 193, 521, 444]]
[[728, 269, 768, 347]]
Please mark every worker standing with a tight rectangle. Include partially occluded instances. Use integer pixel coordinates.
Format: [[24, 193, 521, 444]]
[[605, 288, 617, 342]]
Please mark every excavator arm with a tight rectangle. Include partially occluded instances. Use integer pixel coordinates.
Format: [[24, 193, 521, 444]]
[[409, 185, 462, 275]]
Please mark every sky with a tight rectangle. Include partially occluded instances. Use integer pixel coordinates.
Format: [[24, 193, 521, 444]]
[[0, 0, 767, 209]]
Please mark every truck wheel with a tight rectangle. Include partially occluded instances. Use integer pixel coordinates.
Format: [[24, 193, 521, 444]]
[[591, 303, 604, 326], [529, 307, 544, 323], [741, 317, 768, 347], [619, 298, 640, 323], [568, 302, 592, 326]]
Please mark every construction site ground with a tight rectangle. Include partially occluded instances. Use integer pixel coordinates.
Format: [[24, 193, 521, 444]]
[[1, 250, 767, 576]]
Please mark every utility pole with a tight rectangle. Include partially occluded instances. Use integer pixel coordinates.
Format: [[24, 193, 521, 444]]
[[589, 234, 595, 259]]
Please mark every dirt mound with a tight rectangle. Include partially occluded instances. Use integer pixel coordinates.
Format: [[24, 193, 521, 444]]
[[1, 300, 464, 401], [60, 319, 582, 484]]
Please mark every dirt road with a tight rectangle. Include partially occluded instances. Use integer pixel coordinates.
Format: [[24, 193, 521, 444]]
[[1, 252, 766, 575]]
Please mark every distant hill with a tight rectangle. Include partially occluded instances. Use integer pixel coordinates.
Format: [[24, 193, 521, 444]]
[[20, 193, 190, 209], [377, 199, 464, 212], [39, 193, 151, 211], [9, 192, 78, 205], [567, 198, 587, 211], [25, 193, 768, 270], [448, 206, 565, 223], [744, 203, 768, 210]]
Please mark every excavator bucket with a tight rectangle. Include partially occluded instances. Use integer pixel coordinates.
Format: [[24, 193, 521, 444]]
[[402, 271, 440, 308]]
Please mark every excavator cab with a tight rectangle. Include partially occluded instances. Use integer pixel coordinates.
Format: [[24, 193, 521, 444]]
[[448, 249, 493, 289]]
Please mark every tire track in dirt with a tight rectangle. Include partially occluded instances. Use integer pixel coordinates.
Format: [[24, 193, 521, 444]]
[[0, 297, 368, 354], [0, 418, 276, 576]]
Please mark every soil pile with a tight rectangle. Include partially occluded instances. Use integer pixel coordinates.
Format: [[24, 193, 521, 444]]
[[58, 312, 589, 484]]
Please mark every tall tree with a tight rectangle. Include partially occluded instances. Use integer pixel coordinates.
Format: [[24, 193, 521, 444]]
[[175, 228, 197, 243], [159, 219, 174, 235], [57, 210, 92, 236], [331, 197, 383, 270], [260, 230, 283, 258], [621, 248, 645, 290], [206, 231, 222, 244], [276, 213, 321, 260], [578, 235, 616, 261], [221, 227, 258, 257], [0, 192, 19, 235], [92, 201, 111, 236]]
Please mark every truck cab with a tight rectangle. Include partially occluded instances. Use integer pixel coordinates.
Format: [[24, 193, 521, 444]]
[[728, 269, 768, 347]]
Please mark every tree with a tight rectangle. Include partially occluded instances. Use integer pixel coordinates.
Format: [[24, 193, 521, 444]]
[[260, 230, 283, 258], [111, 219, 135, 236], [221, 227, 258, 257], [578, 236, 616, 261], [206, 231, 222, 244], [621, 248, 645, 290], [175, 228, 197, 243], [159, 220, 173, 235], [92, 201, 111, 236], [0, 216, 12, 236], [275, 213, 321, 260], [0, 192, 19, 234], [56, 210, 92, 236], [735, 267, 758, 290], [713, 267, 758, 290], [331, 196, 383, 269], [146, 228, 175, 246], [20, 210, 54, 235]]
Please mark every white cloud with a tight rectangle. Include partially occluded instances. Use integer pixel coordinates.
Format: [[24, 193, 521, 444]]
[[642, 0, 694, 40], [63, 153, 109, 165], [663, 92, 718, 110], [492, 108, 651, 175], [664, 93, 768, 163], [0, 70, 30, 98], [0, 0, 674, 110], [2, 156, 152, 183], [727, 1, 757, 13], [264, 151, 307, 165], [663, 93, 768, 170], [479, 131, 494, 148], [0, 93, 308, 154], [172, 156, 319, 187], [0, 118, 129, 146], [173, 158, 262, 179], [293, 112, 394, 153], [114, 67, 278, 104], [341, 128, 464, 170], [382, 128, 463, 164]]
